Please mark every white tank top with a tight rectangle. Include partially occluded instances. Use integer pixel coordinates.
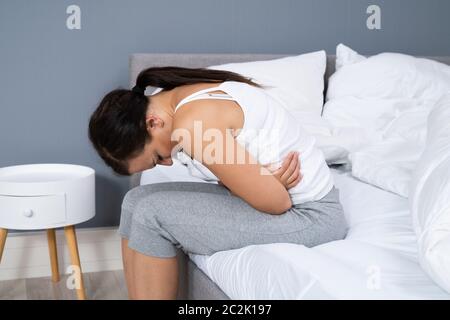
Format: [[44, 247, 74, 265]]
[[173, 81, 333, 204]]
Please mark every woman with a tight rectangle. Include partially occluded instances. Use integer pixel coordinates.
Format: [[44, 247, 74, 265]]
[[89, 67, 348, 299]]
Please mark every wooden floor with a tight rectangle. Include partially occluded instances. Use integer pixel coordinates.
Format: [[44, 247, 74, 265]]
[[0, 270, 128, 300]]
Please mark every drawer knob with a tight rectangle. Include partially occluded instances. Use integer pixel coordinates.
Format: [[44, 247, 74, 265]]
[[23, 209, 34, 218]]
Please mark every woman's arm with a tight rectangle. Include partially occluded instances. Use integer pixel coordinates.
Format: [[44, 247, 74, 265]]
[[220, 151, 302, 191], [173, 102, 292, 215]]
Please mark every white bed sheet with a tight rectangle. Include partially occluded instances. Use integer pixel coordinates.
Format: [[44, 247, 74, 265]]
[[140, 164, 450, 299]]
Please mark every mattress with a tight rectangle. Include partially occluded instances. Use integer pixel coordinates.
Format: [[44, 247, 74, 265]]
[[140, 163, 450, 299]]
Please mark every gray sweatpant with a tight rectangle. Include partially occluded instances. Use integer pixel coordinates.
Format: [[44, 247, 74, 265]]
[[119, 182, 348, 258]]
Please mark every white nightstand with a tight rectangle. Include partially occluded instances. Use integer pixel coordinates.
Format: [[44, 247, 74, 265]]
[[0, 164, 95, 300]]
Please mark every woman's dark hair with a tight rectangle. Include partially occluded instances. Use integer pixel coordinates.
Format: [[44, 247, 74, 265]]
[[88, 66, 264, 176]]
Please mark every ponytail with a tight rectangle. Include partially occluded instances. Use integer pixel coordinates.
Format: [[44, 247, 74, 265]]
[[133, 66, 264, 94]]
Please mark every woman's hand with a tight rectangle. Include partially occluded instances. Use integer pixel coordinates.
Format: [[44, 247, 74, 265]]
[[264, 152, 302, 190]]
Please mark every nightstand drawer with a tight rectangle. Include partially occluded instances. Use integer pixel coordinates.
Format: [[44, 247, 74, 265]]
[[0, 194, 66, 229]]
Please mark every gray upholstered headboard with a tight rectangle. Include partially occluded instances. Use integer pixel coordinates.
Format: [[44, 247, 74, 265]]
[[128, 53, 450, 189]]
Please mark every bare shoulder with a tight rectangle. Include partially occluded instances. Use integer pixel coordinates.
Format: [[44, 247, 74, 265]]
[[172, 99, 241, 132]]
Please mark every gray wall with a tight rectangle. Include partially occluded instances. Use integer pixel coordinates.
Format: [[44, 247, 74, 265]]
[[1, 0, 449, 229]]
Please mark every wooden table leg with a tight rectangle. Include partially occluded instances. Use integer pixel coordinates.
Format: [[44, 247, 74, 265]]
[[0, 228, 7, 263], [46, 229, 60, 282], [64, 225, 86, 300]]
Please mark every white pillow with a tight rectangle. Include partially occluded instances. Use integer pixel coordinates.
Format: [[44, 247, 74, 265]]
[[208, 50, 326, 118], [335, 43, 366, 71], [323, 44, 450, 196], [324, 44, 450, 144], [410, 93, 450, 293], [327, 44, 450, 102]]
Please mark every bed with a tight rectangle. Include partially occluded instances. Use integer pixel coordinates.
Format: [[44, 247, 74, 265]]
[[128, 53, 450, 300]]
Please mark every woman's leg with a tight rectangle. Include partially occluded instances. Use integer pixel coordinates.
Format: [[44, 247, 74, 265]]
[[119, 182, 231, 299], [121, 238, 135, 299], [132, 251, 178, 300], [120, 185, 158, 299], [122, 237, 178, 299], [126, 182, 347, 256], [120, 182, 347, 299]]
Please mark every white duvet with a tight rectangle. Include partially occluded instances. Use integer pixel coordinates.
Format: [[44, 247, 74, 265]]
[[409, 94, 450, 293], [317, 46, 450, 293]]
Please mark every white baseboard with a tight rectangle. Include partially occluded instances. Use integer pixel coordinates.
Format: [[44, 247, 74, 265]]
[[0, 227, 123, 281]]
